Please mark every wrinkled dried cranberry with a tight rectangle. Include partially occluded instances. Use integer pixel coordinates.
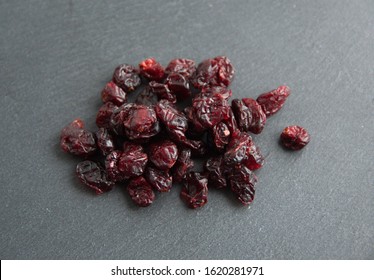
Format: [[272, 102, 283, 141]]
[[192, 56, 234, 89], [166, 73, 191, 100], [165, 58, 196, 78], [148, 140, 178, 170], [60, 119, 97, 157], [200, 86, 232, 100], [105, 145, 148, 182], [232, 99, 252, 132], [139, 58, 165, 81], [135, 87, 158, 106], [112, 64, 141, 92], [212, 122, 230, 151], [243, 143, 264, 171], [101, 81, 127, 106], [204, 156, 227, 189], [76, 161, 114, 194], [145, 167, 172, 192], [149, 81, 176, 103], [96, 102, 118, 129], [95, 128, 115, 156], [172, 148, 194, 183], [242, 98, 266, 134], [256, 85, 290, 117], [280, 125, 310, 150], [228, 165, 257, 206], [180, 172, 208, 209], [127, 176, 155, 207]]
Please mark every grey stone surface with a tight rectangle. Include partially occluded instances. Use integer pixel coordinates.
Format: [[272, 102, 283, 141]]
[[0, 0, 373, 259]]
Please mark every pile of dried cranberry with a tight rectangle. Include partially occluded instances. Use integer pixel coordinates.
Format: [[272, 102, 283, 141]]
[[60, 56, 310, 208]]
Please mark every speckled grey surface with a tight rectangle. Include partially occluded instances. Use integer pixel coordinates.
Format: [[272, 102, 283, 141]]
[[0, 0, 373, 260]]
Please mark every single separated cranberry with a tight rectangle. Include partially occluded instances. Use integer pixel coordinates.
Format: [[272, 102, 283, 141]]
[[180, 172, 208, 209], [112, 63, 141, 92], [139, 58, 165, 81], [280, 125, 310, 150], [256, 85, 290, 117], [127, 176, 155, 207]]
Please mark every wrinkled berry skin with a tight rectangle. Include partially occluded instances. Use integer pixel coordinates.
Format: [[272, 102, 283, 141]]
[[228, 165, 257, 206], [101, 81, 127, 106], [112, 64, 141, 92], [165, 58, 196, 78], [149, 81, 176, 103], [180, 172, 208, 209], [212, 122, 230, 151], [232, 99, 252, 132], [172, 148, 194, 183], [96, 102, 118, 129], [135, 87, 158, 106], [200, 86, 232, 100], [145, 167, 172, 192], [166, 73, 191, 100], [76, 161, 114, 194], [105, 146, 148, 182], [60, 119, 97, 157], [280, 125, 310, 150], [232, 98, 266, 134], [127, 176, 155, 207], [204, 156, 227, 189], [192, 56, 234, 89], [148, 140, 178, 170], [139, 58, 165, 81], [256, 85, 290, 117], [95, 128, 115, 156]]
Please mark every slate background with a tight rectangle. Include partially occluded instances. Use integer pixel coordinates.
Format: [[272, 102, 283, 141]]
[[0, 0, 373, 259]]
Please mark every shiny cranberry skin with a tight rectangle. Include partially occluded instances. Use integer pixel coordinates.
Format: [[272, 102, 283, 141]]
[[135, 87, 158, 106], [204, 156, 227, 189], [105, 146, 148, 182], [242, 98, 266, 134], [96, 102, 118, 129], [256, 85, 290, 117], [127, 176, 155, 207], [149, 81, 176, 103], [180, 172, 208, 209], [232, 99, 252, 132], [192, 56, 234, 89], [172, 148, 194, 183], [95, 128, 115, 156], [76, 161, 114, 194], [145, 167, 172, 192], [165, 73, 191, 100], [280, 125, 310, 150], [243, 143, 264, 171], [228, 165, 257, 206], [101, 81, 127, 106], [60, 119, 97, 157], [139, 58, 165, 81], [165, 58, 196, 78], [224, 131, 253, 166], [112, 64, 141, 92], [212, 122, 230, 150], [200, 86, 232, 100], [148, 140, 178, 170]]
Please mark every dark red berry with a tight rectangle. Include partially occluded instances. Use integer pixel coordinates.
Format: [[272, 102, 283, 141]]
[[165, 73, 191, 100], [180, 172, 208, 209], [242, 143, 264, 171], [212, 122, 230, 151], [96, 102, 118, 129], [242, 98, 266, 134], [200, 86, 232, 100], [139, 58, 165, 81], [232, 99, 253, 132], [101, 81, 127, 106], [127, 176, 155, 207], [172, 148, 194, 183], [112, 64, 141, 92], [165, 58, 196, 78], [135, 87, 158, 106], [256, 85, 290, 117], [192, 56, 234, 89], [148, 140, 178, 170], [280, 125, 310, 150], [149, 81, 176, 103], [228, 165, 257, 206], [145, 167, 172, 192], [95, 128, 115, 156], [76, 161, 114, 194], [204, 156, 227, 189], [60, 119, 97, 157]]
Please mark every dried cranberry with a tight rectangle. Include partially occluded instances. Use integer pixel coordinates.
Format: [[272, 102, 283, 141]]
[[165, 73, 191, 100], [76, 161, 114, 194], [280, 125, 310, 150], [243, 143, 264, 171], [204, 156, 227, 189], [256, 85, 290, 117], [96, 102, 118, 129], [232, 99, 252, 132], [127, 176, 155, 207], [212, 122, 230, 151], [148, 140, 178, 170], [145, 167, 172, 192], [224, 131, 252, 166], [105, 145, 148, 182], [165, 58, 196, 78], [135, 87, 158, 106], [112, 64, 141, 92], [95, 128, 115, 156], [242, 98, 266, 134], [60, 119, 97, 157], [228, 165, 257, 206], [172, 148, 194, 183], [180, 172, 208, 209], [101, 81, 127, 106], [192, 56, 234, 89], [149, 81, 176, 103], [139, 58, 165, 81]]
